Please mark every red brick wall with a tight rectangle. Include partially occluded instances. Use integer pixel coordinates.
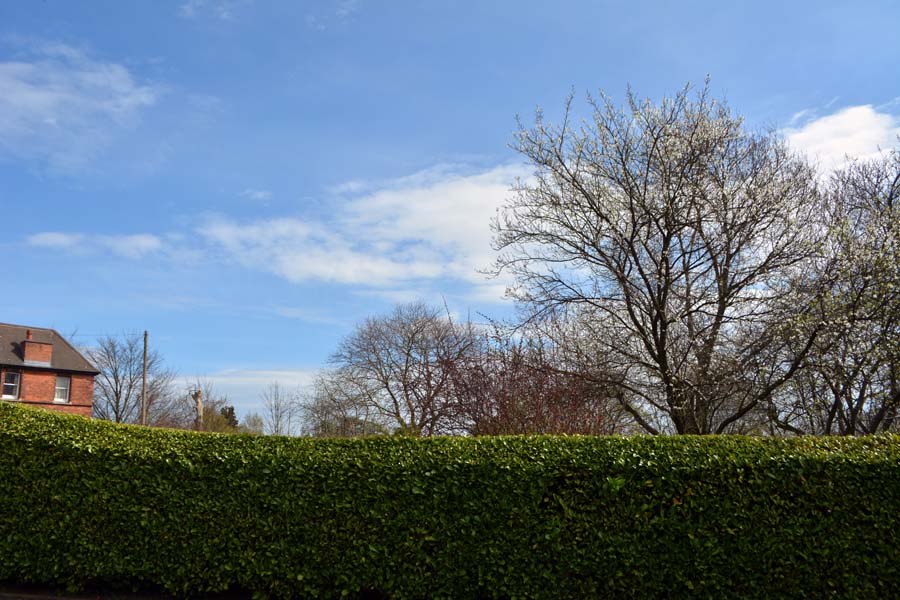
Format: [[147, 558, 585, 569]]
[[20, 369, 54, 401], [23, 341, 53, 363], [1, 367, 93, 418], [70, 374, 94, 409]]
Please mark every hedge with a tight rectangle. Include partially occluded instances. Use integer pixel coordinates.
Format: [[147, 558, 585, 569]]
[[1, 403, 899, 599]]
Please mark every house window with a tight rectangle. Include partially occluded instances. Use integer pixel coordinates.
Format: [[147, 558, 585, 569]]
[[2, 372, 20, 399], [54, 376, 70, 403]]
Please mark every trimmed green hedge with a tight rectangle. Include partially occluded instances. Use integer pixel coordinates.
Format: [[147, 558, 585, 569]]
[[1, 403, 899, 599]]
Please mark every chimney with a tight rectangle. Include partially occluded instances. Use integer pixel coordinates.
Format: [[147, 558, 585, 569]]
[[23, 331, 53, 366]]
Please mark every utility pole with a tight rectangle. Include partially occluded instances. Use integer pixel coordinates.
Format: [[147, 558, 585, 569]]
[[141, 330, 148, 426]]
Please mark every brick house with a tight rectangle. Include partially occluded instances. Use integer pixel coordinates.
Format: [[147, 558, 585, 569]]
[[0, 323, 98, 417]]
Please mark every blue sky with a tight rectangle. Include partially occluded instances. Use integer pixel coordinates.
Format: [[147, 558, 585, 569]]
[[1, 0, 898, 416]]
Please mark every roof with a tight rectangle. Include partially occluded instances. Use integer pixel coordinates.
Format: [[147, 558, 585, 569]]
[[0, 323, 99, 375]]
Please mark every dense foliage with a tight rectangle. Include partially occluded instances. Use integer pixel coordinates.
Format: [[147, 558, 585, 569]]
[[1, 403, 899, 599]]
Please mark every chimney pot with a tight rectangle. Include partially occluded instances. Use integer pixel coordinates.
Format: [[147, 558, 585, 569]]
[[25, 330, 32, 341]]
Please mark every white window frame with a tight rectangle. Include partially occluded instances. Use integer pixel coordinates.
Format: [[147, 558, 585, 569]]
[[2, 372, 20, 400], [54, 376, 71, 403]]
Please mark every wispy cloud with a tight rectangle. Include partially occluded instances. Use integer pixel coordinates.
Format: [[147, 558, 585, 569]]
[[178, 0, 250, 20], [26, 232, 86, 248], [199, 164, 525, 298], [178, 0, 204, 17], [305, 15, 326, 31], [27, 231, 163, 259], [0, 41, 159, 171], [305, 0, 360, 31], [268, 305, 346, 325], [101, 234, 164, 258], [335, 0, 359, 19], [785, 103, 900, 173], [198, 216, 445, 286], [24, 163, 524, 302], [241, 188, 273, 201], [326, 179, 368, 195]]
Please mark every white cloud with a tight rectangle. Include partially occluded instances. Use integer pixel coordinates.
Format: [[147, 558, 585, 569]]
[[327, 179, 368, 194], [462, 281, 511, 303], [199, 216, 445, 286], [355, 288, 435, 305], [787, 108, 814, 127], [178, 0, 205, 17], [27, 231, 163, 259], [305, 15, 327, 31], [198, 164, 526, 298], [0, 41, 159, 170], [785, 104, 900, 173], [241, 188, 273, 201], [269, 305, 345, 325], [335, 0, 359, 19], [26, 232, 85, 248], [305, 0, 360, 31], [344, 164, 525, 284], [99, 234, 163, 258], [178, 0, 249, 20], [25, 163, 524, 303]]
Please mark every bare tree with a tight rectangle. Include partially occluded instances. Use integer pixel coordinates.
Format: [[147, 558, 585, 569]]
[[141, 377, 237, 432], [239, 412, 265, 434], [449, 322, 630, 435], [90, 334, 176, 424], [299, 370, 389, 437], [189, 378, 240, 432], [147, 389, 195, 429], [261, 382, 299, 436], [493, 82, 827, 434], [326, 302, 476, 436]]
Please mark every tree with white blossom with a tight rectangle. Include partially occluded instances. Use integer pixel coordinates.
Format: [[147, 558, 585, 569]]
[[492, 82, 830, 434], [771, 148, 900, 434]]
